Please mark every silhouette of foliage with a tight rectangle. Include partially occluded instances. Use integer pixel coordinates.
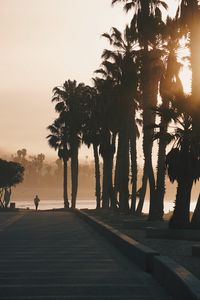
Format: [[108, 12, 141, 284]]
[[0, 159, 24, 188], [0, 159, 24, 207]]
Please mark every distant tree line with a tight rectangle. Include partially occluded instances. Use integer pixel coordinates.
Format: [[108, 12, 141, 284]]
[[47, 1, 200, 229], [11, 148, 97, 191]]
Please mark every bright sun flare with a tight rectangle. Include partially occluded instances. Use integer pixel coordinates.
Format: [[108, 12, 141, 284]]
[[179, 66, 192, 95], [177, 36, 192, 95]]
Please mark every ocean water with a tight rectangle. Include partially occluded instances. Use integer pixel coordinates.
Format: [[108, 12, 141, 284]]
[[13, 198, 197, 213], [14, 199, 96, 211]]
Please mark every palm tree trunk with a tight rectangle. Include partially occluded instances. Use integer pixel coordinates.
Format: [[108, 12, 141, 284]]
[[169, 178, 193, 229], [137, 123, 156, 219], [102, 154, 115, 209], [93, 143, 101, 209], [71, 147, 79, 209], [118, 125, 130, 212], [136, 108, 155, 218], [191, 193, 200, 229], [113, 134, 120, 208], [130, 122, 137, 213], [110, 133, 117, 210], [140, 40, 164, 218], [102, 157, 110, 209], [148, 162, 156, 220], [63, 158, 69, 209], [101, 131, 116, 210], [136, 172, 148, 215], [0, 188, 4, 208], [136, 50, 157, 216], [154, 125, 168, 220]]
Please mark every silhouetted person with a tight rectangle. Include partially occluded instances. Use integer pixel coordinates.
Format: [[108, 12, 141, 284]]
[[34, 195, 40, 211], [4, 188, 11, 208]]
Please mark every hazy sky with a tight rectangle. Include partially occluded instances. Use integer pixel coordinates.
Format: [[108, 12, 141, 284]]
[[0, 0, 178, 160]]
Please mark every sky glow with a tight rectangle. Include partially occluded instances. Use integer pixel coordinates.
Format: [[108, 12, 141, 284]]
[[0, 0, 188, 160]]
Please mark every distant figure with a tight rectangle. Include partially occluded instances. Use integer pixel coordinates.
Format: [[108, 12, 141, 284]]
[[34, 195, 40, 211], [4, 188, 11, 208]]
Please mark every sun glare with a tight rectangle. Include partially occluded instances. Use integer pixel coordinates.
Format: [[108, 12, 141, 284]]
[[177, 36, 192, 95], [179, 66, 192, 95]]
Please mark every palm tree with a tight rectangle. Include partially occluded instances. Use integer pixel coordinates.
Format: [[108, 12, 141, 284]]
[[47, 117, 70, 208], [134, 47, 165, 219], [99, 128, 116, 209], [112, 0, 167, 218], [52, 80, 84, 208], [166, 107, 200, 229], [93, 77, 117, 209], [176, 1, 200, 135], [168, 1, 200, 228], [130, 114, 141, 212], [153, 89, 199, 229], [149, 18, 184, 220], [81, 85, 102, 209], [99, 25, 138, 212]]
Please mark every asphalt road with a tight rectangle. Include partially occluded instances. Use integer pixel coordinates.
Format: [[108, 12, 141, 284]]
[[0, 211, 172, 299]]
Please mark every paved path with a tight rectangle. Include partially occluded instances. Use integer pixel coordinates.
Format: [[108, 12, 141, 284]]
[[0, 211, 172, 299]]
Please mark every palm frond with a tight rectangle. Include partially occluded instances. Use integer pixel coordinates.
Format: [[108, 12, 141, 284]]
[[153, 106, 180, 124], [124, 2, 134, 12], [159, 1, 168, 10], [101, 49, 114, 60], [166, 148, 180, 183], [46, 135, 59, 150], [153, 132, 174, 144], [101, 60, 117, 74], [94, 68, 108, 76], [55, 102, 65, 113], [111, 27, 123, 43], [51, 96, 60, 102], [47, 124, 59, 135], [111, 0, 121, 5], [102, 33, 113, 44]]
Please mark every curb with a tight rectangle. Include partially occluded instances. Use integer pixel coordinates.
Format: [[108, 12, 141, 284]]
[[74, 209, 159, 272], [74, 209, 200, 300], [153, 256, 200, 300]]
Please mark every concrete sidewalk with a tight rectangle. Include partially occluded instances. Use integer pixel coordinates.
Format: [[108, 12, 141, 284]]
[[0, 211, 172, 299]]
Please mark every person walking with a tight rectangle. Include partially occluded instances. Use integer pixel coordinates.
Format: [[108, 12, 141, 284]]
[[34, 195, 40, 211]]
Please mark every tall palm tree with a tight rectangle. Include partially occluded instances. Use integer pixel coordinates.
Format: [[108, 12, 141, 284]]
[[99, 25, 138, 212], [81, 85, 102, 209], [137, 47, 165, 219], [130, 110, 141, 212], [176, 1, 200, 134], [52, 80, 84, 208], [47, 117, 70, 208], [149, 18, 184, 220], [171, 1, 200, 228], [93, 77, 117, 209], [112, 0, 167, 218], [165, 103, 200, 229], [99, 128, 116, 209]]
